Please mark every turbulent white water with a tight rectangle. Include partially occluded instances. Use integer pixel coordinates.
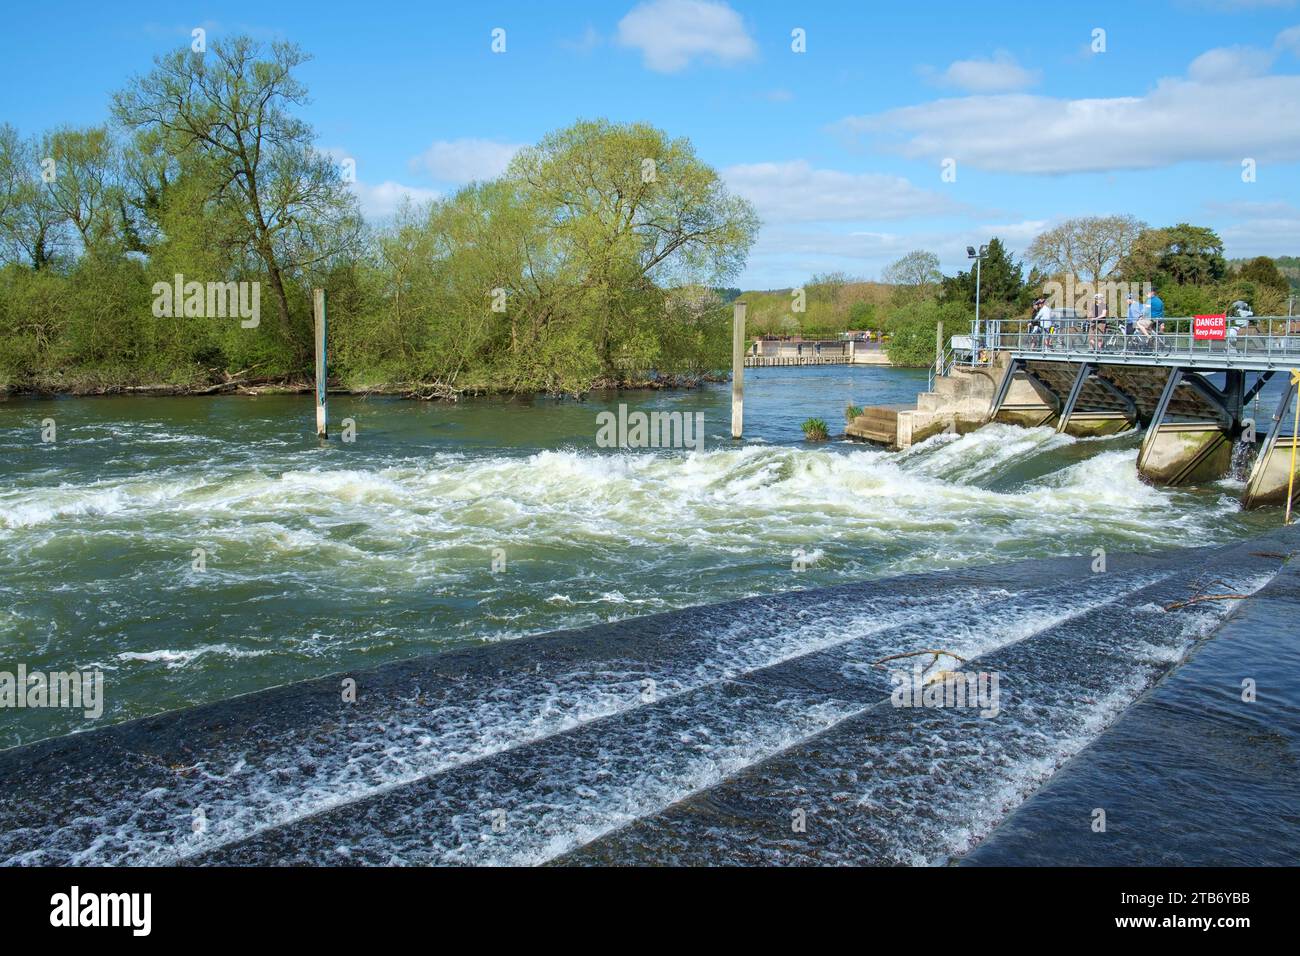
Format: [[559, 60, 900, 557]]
[[0, 418, 1261, 741], [0, 382, 1286, 865]]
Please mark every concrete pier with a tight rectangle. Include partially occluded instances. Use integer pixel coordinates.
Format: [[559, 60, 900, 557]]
[[846, 355, 1001, 449], [1243, 374, 1299, 509]]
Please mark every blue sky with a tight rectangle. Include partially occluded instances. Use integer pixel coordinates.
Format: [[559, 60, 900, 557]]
[[2, 0, 1299, 288]]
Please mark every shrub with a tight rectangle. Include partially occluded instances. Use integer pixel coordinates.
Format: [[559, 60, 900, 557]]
[[802, 417, 829, 441]]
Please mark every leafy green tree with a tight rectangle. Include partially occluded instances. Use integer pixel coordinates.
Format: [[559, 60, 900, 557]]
[[885, 298, 971, 367], [1026, 215, 1145, 285], [507, 119, 757, 381], [0, 130, 72, 271], [113, 35, 363, 352], [1234, 256, 1289, 295], [940, 237, 1028, 322], [883, 250, 941, 303], [40, 126, 123, 256], [1121, 223, 1226, 286]]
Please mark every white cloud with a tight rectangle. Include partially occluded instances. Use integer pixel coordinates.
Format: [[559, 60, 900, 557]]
[[350, 180, 441, 219], [929, 51, 1039, 93], [837, 70, 1300, 174], [738, 220, 1047, 285], [616, 0, 757, 73], [1187, 45, 1273, 81], [562, 25, 602, 54], [410, 138, 524, 184], [1207, 198, 1300, 258], [838, 29, 1300, 175], [1277, 25, 1300, 53], [723, 161, 967, 223]]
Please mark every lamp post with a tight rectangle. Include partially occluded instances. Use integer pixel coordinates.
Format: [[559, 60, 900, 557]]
[[967, 244, 988, 361]]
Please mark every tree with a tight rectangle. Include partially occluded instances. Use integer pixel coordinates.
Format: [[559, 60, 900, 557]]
[[0, 129, 72, 270], [40, 126, 122, 256], [507, 119, 758, 380], [940, 237, 1029, 321], [0, 124, 24, 240], [883, 250, 941, 301], [1120, 223, 1226, 286], [1027, 215, 1145, 285], [884, 298, 971, 367], [113, 35, 363, 351], [1235, 256, 1289, 295]]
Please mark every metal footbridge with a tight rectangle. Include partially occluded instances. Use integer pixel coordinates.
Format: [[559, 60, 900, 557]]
[[969, 317, 1300, 509]]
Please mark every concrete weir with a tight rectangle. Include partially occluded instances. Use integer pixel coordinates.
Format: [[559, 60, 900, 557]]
[[1244, 375, 1299, 508], [847, 327, 1300, 509]]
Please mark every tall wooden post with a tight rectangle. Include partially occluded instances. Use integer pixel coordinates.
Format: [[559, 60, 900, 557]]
[[731, 301, 746, 439], [935, 321, 944, 376], [314, 288, 328, 439]]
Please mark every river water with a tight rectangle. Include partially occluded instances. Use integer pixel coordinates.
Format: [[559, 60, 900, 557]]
[[0, 365, 1279, 750]]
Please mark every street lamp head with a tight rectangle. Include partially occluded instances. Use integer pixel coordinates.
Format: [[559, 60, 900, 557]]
[[966, 246, 977, 258]]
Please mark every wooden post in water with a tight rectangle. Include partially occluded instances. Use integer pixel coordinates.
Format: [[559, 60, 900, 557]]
[[731, 301, 746, 439], [935, 321, 944, 376], [314, 288, 328, 439]]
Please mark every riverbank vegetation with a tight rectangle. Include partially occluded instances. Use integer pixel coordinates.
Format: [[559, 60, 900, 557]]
[[0, 35, 758, 397]]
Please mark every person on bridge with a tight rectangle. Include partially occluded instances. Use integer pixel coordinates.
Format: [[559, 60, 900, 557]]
[[1126, 294, 1141, 335], [1146, 289, 1164, 321], [1029, 298, 1050, 349], [1089, 293, 1108, 350], [1134, 313, 1157, 351]]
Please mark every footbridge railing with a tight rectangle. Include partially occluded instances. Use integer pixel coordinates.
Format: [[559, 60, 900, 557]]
[[984, 317, 1300, 371]]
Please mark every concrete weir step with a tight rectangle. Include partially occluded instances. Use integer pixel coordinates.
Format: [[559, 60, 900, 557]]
[[554, 532, 1296, 866], [191, 563, 1189, 866], [2, 535, 1293, 867], [846, 404, 905, 446], [962, 551, 1300, 866]]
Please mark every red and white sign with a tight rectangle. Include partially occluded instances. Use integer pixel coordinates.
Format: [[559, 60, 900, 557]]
[[1193, 314, 1227, 340]]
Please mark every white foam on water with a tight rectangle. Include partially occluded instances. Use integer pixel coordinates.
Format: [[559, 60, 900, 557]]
[[868, 572, 1273, 867], [2, 574, 1144, 867], [900, 424, 1073, 484], [116, 645, 272, 669]]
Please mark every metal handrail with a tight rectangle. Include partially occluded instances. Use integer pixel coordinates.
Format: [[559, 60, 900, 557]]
[[980, 316, 1300, 367], [927, 346, 957, 392]]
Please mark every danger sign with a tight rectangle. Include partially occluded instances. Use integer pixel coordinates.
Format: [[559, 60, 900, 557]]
[[1193, 314, 1227, 340]]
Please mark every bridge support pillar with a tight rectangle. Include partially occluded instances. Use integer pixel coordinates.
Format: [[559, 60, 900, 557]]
[[1137, 369, 1234, 486], [989, 358, 1058, 428], [1243, 375, 1299, 509]]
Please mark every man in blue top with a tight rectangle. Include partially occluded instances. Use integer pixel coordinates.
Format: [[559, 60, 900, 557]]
[[1147, 289, 1164, 320], [1126, 294, 1141, 335]]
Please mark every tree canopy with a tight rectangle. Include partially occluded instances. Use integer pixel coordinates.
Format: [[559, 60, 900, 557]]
[[0, 36, 758, 397]]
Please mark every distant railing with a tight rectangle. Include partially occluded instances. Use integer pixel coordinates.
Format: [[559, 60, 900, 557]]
[[927, 345, 957, 392], [979, 316, 1300, 365], [752, 339, 852, 359]]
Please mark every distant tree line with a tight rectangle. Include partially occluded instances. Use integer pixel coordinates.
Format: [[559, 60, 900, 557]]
[[742, 220, 1294, 368], [0, 35, 758, 396]]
